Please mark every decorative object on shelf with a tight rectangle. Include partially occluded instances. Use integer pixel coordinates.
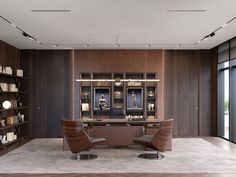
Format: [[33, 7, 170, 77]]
[[94, 88, 110, 110], [21, 115, 24, 122], [5, 67, 12, 75], [126, 115, 145, 121], [114, 78, 121, 86], [0, 83, 8, 92], [98, 94, 106, 110], [18, 101, 23, 107], [6, 132, 15, 141], [2, 67, 6, 74], [81, 103, 89, 111], [6, 116, 18, 125], [17, 113, 25, 122], [8, 83, 18, 92], [148, 103, 152, 111], [148, 103, 155, 110], [147, 115, 155, 120], [128, 81, 135, 86], [148, 90, 154, 97], [0, 119, 5, 127], [83, 92, 89, 99], [114, 91, 121, 99], [16, 69, 23, 77], [1, 135, 7, 144], [17, 113, 24, 122], [0, 64, 2, 73], [127, 88, 143, 110], [2, 100, 11, 109], [127, 81, 142, 86]]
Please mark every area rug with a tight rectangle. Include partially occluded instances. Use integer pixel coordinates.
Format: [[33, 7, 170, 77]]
[[0, 138, 236, 173]]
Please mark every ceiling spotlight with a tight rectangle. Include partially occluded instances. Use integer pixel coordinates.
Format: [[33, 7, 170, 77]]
[[28, 36, 34, 41], [53, 44, 59, 47], [115, 44, 120, 48], [177, 44, 181, 47], [22, 32, 28, 37], [209, 32, 215, 37], [202, 35, 210, 41], [10, 23, 17, 28], [145, 44, 151, 48], [222, 23, 227, 28], [84, 44, 89, 48]]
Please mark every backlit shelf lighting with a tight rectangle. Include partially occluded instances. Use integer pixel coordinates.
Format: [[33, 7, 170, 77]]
[[75, 79, 160, 82]]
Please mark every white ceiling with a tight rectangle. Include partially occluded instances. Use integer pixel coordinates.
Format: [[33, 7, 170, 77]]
[[0, 0, 236, 49]]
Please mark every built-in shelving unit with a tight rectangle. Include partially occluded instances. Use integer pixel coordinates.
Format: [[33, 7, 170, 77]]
[[78, 72, 158, 120], [0, 72, 28, 149]]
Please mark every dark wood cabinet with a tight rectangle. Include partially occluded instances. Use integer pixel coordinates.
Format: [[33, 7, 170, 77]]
[[78, 72, 159, 120]]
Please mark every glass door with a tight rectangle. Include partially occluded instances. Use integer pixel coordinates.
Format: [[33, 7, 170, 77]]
[[218, 61, 230, 139], [230, 59, 236, 142]]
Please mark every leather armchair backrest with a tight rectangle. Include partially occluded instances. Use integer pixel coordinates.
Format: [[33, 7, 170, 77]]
[[61, 119, 93, 153], [151, 119, 174, 152]]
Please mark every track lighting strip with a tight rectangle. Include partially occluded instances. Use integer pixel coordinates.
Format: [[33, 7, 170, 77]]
[[195, 16, 236, 45], [0, 15, 42, 45]]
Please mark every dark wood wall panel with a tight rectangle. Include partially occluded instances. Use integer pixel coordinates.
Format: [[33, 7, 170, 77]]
[[199, 50, 212, 136], [211, 48, 218, 136], [0, 40, 19, 69], [164, 50, 217, 136], [20, 50, 73, 137]]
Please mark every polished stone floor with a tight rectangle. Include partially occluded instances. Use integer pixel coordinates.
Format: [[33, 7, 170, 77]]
[[0, 137, 236, 176]]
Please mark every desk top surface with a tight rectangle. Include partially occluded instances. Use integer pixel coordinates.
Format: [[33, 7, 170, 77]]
[[81, 118, 161, 124]]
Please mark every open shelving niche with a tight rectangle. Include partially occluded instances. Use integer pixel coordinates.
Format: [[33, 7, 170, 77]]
[[78, 72, 158, 120], [0, 73, 29, 149]]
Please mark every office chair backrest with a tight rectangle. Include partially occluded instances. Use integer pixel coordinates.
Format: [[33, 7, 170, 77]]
[[151, 119, 174, 152], [61, 119, 92, 153]]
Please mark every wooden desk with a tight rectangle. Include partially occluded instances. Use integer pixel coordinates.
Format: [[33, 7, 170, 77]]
[[63, 118, 172, 150]]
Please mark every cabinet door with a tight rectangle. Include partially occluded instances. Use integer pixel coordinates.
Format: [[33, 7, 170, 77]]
[[165, 51, 199, 136]]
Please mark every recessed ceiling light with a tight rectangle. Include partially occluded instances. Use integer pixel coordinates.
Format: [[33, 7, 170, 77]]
[[177, 44, 181, 47]]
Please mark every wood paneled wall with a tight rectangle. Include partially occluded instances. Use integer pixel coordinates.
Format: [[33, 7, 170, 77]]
[[19, 48, 217, 137], [20, 50, 73, 137], [164, 50, 217, 136], [0, 40, 19, 69], [73, 50, 164, 119]]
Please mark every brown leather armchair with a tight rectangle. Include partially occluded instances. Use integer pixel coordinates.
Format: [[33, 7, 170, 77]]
[[61, 119, 106, 160], [133, 119, 174, 159]]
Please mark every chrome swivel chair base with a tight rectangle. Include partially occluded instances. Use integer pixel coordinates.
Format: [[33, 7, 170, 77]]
[[138, 152, 164, 160], [71, 154, 98, 160]]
